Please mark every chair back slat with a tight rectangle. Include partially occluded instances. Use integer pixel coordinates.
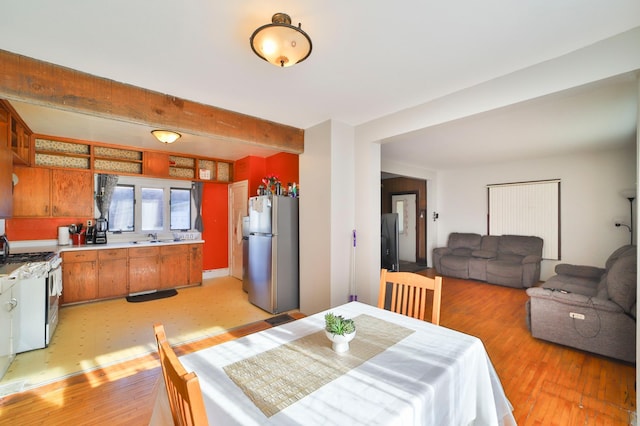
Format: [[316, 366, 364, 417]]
[[154, 323, 209, 426], [378, 270, 443, 325]]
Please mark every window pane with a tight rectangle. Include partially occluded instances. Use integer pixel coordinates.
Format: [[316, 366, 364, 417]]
[[170, 188, 191, 230], [109, 185, 135, 232], [141, 187, 164, 231]]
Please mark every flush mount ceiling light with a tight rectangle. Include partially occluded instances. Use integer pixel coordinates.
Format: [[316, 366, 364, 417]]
[[151, 130, 181, 144], [250, 12, 312, 68]]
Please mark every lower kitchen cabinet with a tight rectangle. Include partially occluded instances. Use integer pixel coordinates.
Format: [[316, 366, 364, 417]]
[[98, 249, 128, 298], [189, 243, 203, 284], [128, 246, 161, 294], [62, 250, 98, 304], [61, 243, 204, 304], [160, 245, 189, 289]]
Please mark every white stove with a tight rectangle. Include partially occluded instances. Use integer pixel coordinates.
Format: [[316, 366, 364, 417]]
[[9, 252, 62, 352]]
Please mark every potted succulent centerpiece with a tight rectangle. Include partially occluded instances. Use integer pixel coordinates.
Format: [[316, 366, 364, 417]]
[[324, 313, 356, 353]]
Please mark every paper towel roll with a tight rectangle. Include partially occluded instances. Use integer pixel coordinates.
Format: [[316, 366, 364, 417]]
[[58, 226, 70, 245]]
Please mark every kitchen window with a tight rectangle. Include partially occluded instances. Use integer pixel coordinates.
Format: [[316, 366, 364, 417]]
[[102, 176, 193, 234]]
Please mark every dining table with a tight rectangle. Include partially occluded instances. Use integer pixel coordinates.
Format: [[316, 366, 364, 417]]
[[150, 301, 516, 425]]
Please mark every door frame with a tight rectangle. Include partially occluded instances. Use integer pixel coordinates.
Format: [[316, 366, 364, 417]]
[[389, 190, 420, 262], [391, 193, 417, 262], [228, 180, 248, 280]]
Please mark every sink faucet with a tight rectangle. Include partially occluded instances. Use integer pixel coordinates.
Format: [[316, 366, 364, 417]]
[[148, 233, 158, 240]]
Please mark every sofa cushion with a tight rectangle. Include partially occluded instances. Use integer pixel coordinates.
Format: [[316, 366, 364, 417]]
[[544, 274, 599, 297], [497, 235, 543, 257], [605, 245, 636, 269], [555, 264, 604, 279], [452, 247, 473, 256], [448, 233, 482, 250], [480, 235, 499, 252], [472, 250, 496, 259], [596, 273, 609, 299], [496, 253, 524, 264], [606, 254, 637, 313]]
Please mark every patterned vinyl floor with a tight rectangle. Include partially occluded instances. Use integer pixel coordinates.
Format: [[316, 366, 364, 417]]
[[0, 276, 272, 394]]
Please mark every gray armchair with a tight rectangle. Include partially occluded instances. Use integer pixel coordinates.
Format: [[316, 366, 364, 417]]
[[526, 245, 636, 362]]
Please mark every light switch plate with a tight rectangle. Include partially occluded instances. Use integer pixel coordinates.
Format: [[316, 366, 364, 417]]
[[87, 219, 93, 227]]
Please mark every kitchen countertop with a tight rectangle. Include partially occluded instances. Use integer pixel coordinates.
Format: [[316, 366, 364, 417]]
[[58, 239, 204, 253], [1, 239, 204, 271], [0, 237, 206, 303]]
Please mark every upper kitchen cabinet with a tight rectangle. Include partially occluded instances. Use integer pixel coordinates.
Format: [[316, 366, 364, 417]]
[[0, 101, 32, 165], [144, 151, 170, 178], [12, 167, 50, 217], [13, 167, 93, 218], [0, 146, 12, 218], [51, 169, 93, 217]]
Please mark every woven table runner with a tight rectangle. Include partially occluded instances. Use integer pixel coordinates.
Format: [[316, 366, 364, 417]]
[[223, 314, 415, 417]]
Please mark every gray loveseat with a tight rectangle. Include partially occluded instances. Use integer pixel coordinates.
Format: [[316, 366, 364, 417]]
[[526, 245, 636, 363], [433, 232, 543, 288]]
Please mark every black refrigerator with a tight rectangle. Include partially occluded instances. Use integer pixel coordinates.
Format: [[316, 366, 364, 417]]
[[247, 195, 299, 314]]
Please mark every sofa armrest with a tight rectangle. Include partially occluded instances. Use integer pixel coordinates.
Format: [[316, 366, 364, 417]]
[[471, 250, 496, 259], [554, 264, 605, 279], [526, 287, 624, 314], [522, 255, 542, 264], [433, 247, 452, 256]]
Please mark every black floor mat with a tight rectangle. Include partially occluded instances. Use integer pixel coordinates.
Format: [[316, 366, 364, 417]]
[[265, 314, 295, 327], [126, 289, 178, 303]]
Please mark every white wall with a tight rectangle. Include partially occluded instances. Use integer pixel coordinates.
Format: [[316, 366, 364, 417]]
[[299, 121, 332, 314], [436, 144, 636, 280], [299, 120, 356, 314], [329, 121, 356, 306]]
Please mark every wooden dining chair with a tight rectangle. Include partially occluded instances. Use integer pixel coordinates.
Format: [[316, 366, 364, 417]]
[[378, 269, 443, 325], [153, 323, 209, 426]]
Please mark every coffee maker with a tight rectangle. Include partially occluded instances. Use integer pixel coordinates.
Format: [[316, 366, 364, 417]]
[[94, 218, 108, 244], [85, 226, 95, 244]]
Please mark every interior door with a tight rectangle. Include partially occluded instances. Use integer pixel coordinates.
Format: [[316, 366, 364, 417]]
[[392, 194, 416, 262], [229, 180, 248, 280]]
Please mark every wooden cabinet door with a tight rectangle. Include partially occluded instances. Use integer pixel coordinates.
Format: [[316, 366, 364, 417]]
[[51, 169, 93, 217], [0, 105, 8, 148], [144, 152, 169, 177], [188, 244, 203, 284], [0, 147, 12, 218], [160, 245, 189, 289], [13, 166, 50, 217], [128, 247, 161, 293], [98, 249, 128, 298], [61, 251, 98, 304]]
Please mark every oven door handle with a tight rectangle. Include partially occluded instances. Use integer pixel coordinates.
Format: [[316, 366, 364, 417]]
[[4, 297, 17, 312]]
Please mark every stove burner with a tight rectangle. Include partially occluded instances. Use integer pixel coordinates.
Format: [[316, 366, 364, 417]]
[[4, 252, 56, 264]]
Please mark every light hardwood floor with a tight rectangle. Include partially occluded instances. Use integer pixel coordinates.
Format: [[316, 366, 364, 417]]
[[0, 272, 636, 425]]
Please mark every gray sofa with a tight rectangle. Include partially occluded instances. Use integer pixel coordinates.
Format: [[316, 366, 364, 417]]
[[433, 232, 543, 288], [526, 245, 636, 363]]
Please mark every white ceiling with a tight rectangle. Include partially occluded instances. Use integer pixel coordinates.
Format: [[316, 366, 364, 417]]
[[1, 1, 640, 167]]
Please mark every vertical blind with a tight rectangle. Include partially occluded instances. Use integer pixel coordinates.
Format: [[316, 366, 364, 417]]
[[488, 180, 560, 260]]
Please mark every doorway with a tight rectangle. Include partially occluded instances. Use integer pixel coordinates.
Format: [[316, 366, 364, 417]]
[[228, 180, 248, 280], [380, 175, 428, 269], [392, 194, 416, 262]]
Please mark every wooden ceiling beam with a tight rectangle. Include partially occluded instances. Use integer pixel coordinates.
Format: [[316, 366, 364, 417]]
[[0, 49, 304, 153]]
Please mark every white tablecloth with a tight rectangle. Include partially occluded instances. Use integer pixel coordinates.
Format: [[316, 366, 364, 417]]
[[150, 301, 516, 426]]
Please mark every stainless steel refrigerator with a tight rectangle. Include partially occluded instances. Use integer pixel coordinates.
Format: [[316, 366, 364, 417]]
[[247, 195, 299, 314]]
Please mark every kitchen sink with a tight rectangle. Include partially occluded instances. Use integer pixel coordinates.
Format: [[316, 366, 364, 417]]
[[130, 239, 177, 245]]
